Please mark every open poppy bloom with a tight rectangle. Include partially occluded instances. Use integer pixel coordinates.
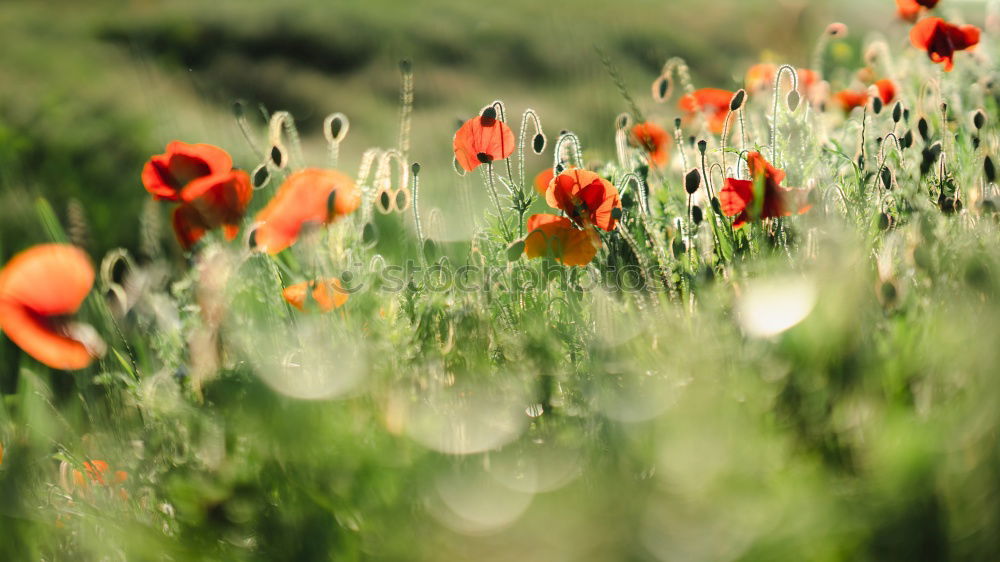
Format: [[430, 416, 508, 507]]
[[533, 168, 555, 196], [910, 17, 980, 72], [254, 168, 361, 254], [719, 152, 811, 228], [629, 122, 671, 168], [0, 244, 101, 370], [874, 79, 897, 104], [282, 278, 349, 312], [679, 88, 735, 134], [453, 109, 516, 172], [172, 170, 253, 250], [896, 0, 939, 22], [545, 169, 622, 231], [523, 214, 600, 267], [142, 141, 234, 202], [834, 89, 870, 113]]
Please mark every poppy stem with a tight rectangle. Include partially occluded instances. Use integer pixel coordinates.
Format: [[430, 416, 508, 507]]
[[398, 61, 414, 159], [769, 65, 798, 164], [483, 164, 513, 242]]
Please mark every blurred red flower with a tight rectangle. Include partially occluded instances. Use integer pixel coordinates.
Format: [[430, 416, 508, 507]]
[[719, 152, 811, 228], [679, 88, 735, 134], [533, 168, 555, 196], [254, 168, 360, 254], [834, 89, 870, 112], [282, 278, 349, 312], [875, 79, 897, 104], [896, 0, 940, 22], [453, 110, 515, 172], [545, 169, 622, 231], [629, 122, 671, 168], [524, 214, 600, 266], [910, 17, 980, 71]]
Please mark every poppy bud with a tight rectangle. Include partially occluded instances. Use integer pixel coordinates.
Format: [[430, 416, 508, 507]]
[[362, 222, 378, 246], [327, 190, 338, 217], [616, 114, 629, 130], [786, 90, 800, 112], [611, 207, 623, 221], [270, 145, 286, 168], [918, 117, 929, 141], [395, 189, 410, 211], [674, 118, 682, 129], [691, 205, 703, 225], [653, 76, 671, 103], [857, 154, 865, 171], [671, 237, 686, 258], [940, 102, 948, 115], [920, 143, 942, 176], [411, 162, 421, 176], [248, 229, 258, 249], [903, 108, 910, 122], [329, 116, 346, 140], [697, 140, 707, 155], [973, 136, 981, 150], [232, 100, 245, 119], [532, 133, 546, 154], [555, 163, 565, 175], [711, 196, 722, 215], [685, 169, 701, 194], [892, 102, 902, 123], [872, 97, 883, 115], [422, 239, 436, 262], [482, 107, 497, 120], [878, 212, 892, 231], [688, 136, 696, 146], [379, 191, 392, 212], [730, 89, 746, 112], [252, 164, 269, 189], [506, 240, 524, 262], [902, 130, 914, 149], [986, 156, 997, 183], [974, 110, 986, 130], [399, 59, 412, 73], [880, 166, 893, 190]]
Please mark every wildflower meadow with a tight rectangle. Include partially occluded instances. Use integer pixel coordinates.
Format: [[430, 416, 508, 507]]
[[1, 0, 1000, 559]]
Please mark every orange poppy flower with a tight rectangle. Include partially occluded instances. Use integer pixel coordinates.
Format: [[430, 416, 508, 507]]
[[910, 17, 980, 72], [453, 110, 516, 172], [874, 79, 897, 104], [744, 63, 776, 93], [172, 170, 253, 250], [545, 169, 622, 232], [719, 152, 811, 228], [254, 168, 361, 254], [524, 214, 601, 267], [629, 122, 671, 168], [533, 168, 555, 196], [282, 278, 349, 312], [834, 90, 870, 113], [896, 0, 939, 22], [0, 244, 98, 370], [679, 88, 735, 134], [142, 141, 234, 202]]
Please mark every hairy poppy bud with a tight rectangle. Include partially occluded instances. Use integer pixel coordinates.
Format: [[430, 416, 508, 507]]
[[974, 110, 986, 130], [880, 166, 893, 190], [697, 140, 707, 155], [730, 89, 746, 112], [920, 143, 942, 176], [532, 133, 546, 154], [892, 102, 902, 123], [671, 237, 686, 258], [653, 76, 671, 103], [399, 59, 412, 73], [878, 212, 892, 231], [986, 156, 997, 183], [973, 136, 981, 150], [918, 117, 929, 141], [691, 205, 703, 225], [940, 102, 948, 115], [674, 118, 682, 129], [902, 130, 914, 149], [554, 163, 565, 175], [711, 196, 722, 215], [411, 162, 421, 176], [232, 100, 245, 119], [328, 115, 347, 140], [872, 96, 883, 115], [685, 169, 701, 194], [786, 90, 800, 112], [857, 154, 865, 171]]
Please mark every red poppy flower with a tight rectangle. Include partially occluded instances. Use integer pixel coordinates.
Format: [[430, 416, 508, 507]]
[[523, 214, 600, 267], [254, 168, 361, 254], [910, 17, 980, 72], [533, 168, 555, 196], [453, 111, 516, 172], [629, 122, 671, 168], [545, 169, 622, 231], [172, 170, 253, 250], [719, 152, 811, 228], [896, 0, 940, 22], [0, 244, 98, 370], [874, 79, 897, 104], [141, 141, 233, 202], [679, 88, 735, 134], [834, 90, 870, 113], [282, 278, 349, 312], [744, 63, 776, 93]]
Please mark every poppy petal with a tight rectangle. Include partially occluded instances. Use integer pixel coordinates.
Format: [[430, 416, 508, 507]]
[[255, 168, 360, 254], [719, 179, 753, 216], [282, 278, 349, 312]]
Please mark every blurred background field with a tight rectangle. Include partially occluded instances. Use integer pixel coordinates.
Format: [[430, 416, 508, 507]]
[[0, 0, 903, 255]]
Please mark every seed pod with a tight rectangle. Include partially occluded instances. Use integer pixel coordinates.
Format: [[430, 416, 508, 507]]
[[892, 102, 902, 123], [532, 133, 546, 154], [411, 162, 421, 176], [685, 169, 701, 194], [918, 117, 929, 141], [973, 109, 987, 130], [880, 166, 893, 190], [786, 90, 800, 112], [986, 156, 997, 183], [730, 89, 746, 112], [872, 97, 883, 115], [697, 140, 707, 155], [691, 205, 703, 225]]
